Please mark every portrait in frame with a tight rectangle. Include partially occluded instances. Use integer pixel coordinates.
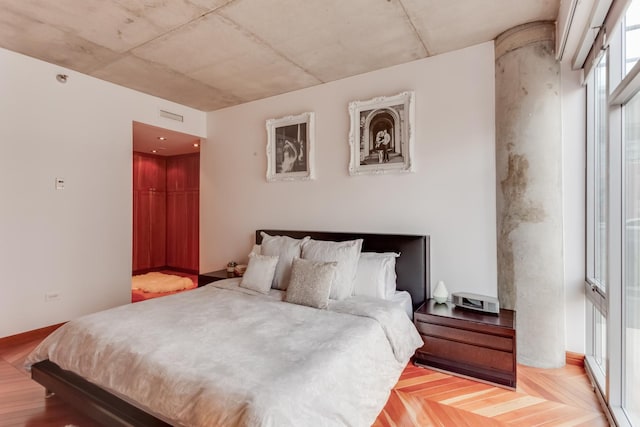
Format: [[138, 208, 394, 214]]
[[266, 112, 315, 182], [348, 91, 415, 175]]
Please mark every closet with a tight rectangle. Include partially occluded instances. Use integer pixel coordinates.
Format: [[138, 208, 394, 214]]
[[132, 152, 199, 274]]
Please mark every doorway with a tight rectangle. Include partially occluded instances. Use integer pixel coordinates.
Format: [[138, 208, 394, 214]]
[[131, 121, 201, 302]]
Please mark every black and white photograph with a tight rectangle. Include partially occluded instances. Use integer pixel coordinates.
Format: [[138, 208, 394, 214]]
[[266, 112, 315, 181], [348, 92, 415, 175]]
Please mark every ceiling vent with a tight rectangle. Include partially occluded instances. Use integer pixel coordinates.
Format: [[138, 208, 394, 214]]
[[159, 109, 184, 122]]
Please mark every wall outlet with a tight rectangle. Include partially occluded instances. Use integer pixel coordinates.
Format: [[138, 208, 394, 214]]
[[45, 292, 61, 302]]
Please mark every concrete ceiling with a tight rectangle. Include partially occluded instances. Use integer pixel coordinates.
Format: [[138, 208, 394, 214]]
[[0, 0, 560, 112]]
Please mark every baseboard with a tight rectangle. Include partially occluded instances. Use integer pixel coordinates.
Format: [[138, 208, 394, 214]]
[[0, 323, 65, 346], [565, 351, 585, 366]]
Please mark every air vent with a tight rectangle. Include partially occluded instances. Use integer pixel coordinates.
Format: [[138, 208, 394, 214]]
[[159, 109, 184, 122]]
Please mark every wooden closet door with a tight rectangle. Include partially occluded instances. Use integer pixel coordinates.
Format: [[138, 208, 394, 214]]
[[166, 190, 198, 271], [134, 153, 166, 191], [133, 190, 167, 271], [166, 191, 184, 269], [149, 190, 166, 268], [132, 153, 167, 272], [132, 191, 151, 271], [166, 153, 199, 272], [166, 154, 199, 191]]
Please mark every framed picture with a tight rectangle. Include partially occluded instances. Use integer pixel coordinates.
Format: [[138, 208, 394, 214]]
[[266, 112, 315, 182], [348, 91, 415, 175]]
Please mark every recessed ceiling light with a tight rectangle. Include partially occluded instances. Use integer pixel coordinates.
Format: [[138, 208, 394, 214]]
[[151, 149, 157, 153], [193, 143, 199, 147], [157, 136, 167, 141]]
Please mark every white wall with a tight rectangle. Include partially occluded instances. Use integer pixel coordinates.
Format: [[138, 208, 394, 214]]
[[0, 39, 587, 353], [0, 47, 206, 338], [562, 61, 587, 353], [202, 42, 498, 300]]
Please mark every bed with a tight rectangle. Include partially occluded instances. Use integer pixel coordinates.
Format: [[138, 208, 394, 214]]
[[26, 230, 430, 427]]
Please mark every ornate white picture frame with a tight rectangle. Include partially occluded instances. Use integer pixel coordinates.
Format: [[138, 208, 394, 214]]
[[266, 112, 315, 182], [348, 91, 415, 175]]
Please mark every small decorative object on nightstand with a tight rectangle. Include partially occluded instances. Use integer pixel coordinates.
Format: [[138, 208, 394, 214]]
[[226, 261, 237, 278], [414, 299, 517, 389], [432, 280, 448, 303], [234, 264, 247, 276]]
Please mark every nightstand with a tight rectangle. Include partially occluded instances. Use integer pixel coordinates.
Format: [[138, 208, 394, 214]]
[[197, 269, 230, 287], [414, 299, 517, 389]]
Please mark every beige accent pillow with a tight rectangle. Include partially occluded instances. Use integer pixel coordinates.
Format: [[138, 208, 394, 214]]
[[285, 258, 337, 309], [239, 254, 279, 294]]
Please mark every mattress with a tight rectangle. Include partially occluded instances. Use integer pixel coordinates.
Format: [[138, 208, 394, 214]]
[[390, 290, 414, 319]]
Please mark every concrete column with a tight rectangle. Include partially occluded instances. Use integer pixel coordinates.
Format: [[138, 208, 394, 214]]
[[495, 22, 565, 368]]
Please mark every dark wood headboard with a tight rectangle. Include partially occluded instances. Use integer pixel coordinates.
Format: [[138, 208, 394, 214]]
[[256, 230, 430, 310]]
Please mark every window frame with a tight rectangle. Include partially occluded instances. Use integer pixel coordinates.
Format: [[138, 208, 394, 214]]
[[584, 2, 640, 425]]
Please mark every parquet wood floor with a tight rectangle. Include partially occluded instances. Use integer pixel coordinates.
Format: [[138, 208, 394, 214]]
[[0, 327, 608, 426], [374, 363, 608, 426]]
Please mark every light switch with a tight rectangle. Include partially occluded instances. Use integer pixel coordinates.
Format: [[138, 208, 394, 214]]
[[55, 177, 65, 190]]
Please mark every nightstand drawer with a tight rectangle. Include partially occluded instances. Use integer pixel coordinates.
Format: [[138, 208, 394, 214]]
[[416, 322, 513, 352], [417, 335, 514, 372]]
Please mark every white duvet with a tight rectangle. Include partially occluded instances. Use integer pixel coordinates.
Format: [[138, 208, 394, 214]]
[[26, 279, 423, 427]]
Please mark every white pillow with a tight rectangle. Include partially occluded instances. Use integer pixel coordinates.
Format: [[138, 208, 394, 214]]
[[301, 238, 363, 300], [239, 254, 279, 294], [285, 258, 336, 309], [260, 232, 310, 290], [352, 252, 400, 299], [250, 244, 261, 256]]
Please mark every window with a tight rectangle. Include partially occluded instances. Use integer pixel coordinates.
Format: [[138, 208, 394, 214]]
[[585, 1, 640, 425], [594, 307, 608, 374], [625, 0, 640, 75], [586, 53, 609, 392], [595, 55, 609, 292], [623, 90, 640, 426]]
